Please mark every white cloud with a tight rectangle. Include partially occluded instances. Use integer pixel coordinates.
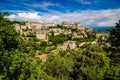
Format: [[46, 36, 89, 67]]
[[7, 9, 120, 27], [7, 12, 42, 22], [24, 2, 60, 10], [33, 2, 54, 8], [76, 0, 92, 4]]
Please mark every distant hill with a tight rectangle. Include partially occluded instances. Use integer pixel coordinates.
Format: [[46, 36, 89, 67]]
[[92, 26, 114, 33]]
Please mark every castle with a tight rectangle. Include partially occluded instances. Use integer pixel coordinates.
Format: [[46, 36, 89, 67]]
[[62, 21, 85, 30]]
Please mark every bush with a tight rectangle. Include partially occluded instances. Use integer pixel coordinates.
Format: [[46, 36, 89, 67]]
[[40, 41, 47, 47], [26, 32, 36, 37]]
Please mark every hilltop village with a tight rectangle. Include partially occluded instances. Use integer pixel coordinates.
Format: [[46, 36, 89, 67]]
[[15, 21, 92, 40], [14, 21, 96, 50]]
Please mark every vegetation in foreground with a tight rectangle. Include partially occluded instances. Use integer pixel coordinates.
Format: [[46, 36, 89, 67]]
[[0, 12, 120, 80]]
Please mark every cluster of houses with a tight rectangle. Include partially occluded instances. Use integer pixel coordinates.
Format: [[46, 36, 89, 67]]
[[15, 22, 56, 41], [14, 21, 94, 61], [15, 21, 92, 40], [14, 21, 93, 50]]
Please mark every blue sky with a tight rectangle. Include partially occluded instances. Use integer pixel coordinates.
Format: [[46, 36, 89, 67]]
[[1, 0, 120, 27]]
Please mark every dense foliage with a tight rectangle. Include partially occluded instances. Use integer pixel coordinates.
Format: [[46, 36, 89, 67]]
[[49, 33, 71, 45], [107, 20, 120, 68], [0, 12, 120, 80], [109, 20, 120, 51], [0, 12, 49, 80], [0, 13, 20, 51]]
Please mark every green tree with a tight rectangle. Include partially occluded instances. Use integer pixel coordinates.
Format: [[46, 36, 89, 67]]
[[1, 49, 49, 80], [40, 41, 47, 47], [0, 12, 49, 80], [108, 20, 120, 50], [104, 64, 120, 80], [0, 12, 20, 51], [70, 45, 110, 80], [107, 20, 120, 65], [49, 33, 69, 45], [44, 51, 73, 80]]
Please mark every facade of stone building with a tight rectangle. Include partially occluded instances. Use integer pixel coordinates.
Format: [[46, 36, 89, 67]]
[[49, 28, 65, 36], [14, 24, 21, 32], [58, 41, 76, 50], [25, 22, 56, 29], [62, 21, 84, 30], [72, 32, 84, 39], [14, 24, 27, 34], [62, 21, 73, 28]]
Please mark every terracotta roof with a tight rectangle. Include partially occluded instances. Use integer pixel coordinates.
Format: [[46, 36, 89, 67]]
[[36, 54, 47, 61]]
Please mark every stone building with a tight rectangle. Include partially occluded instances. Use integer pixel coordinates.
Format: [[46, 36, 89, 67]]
[[14, 24, 21, 32], [58, 41, 76, 50], [49, 28, 65, 36], [14, 22, 56, 41], [62, 21, 73, 28], [62, 21, 84, 30], [14, 23, 27, 34]]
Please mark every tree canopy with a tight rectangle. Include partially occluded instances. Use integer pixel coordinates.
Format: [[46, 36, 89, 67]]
[[109, 20, 120, 50]]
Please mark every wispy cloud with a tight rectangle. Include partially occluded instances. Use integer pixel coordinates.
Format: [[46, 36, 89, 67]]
[[7, 8, 120, 27], [24, 1, 60, 10], [33, 2, 55, 8], [16, 1, 62, 14], [76, 0, 92, 4]]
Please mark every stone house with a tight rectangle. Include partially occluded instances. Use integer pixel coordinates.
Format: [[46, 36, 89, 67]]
[[72, 32, 84, 39], [62, 21, 73, 28], [49, 28, 64, 36]]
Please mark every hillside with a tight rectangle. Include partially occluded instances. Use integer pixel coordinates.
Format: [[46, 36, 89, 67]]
[[92, 26, 113, 33], [0, 12, 120, 80]]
